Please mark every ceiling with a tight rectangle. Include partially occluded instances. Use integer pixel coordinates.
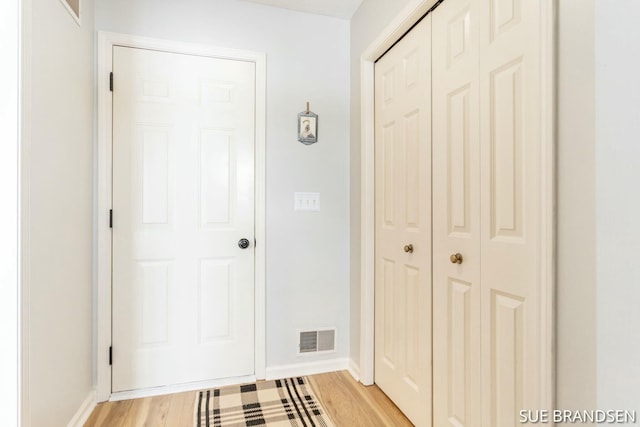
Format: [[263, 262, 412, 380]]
[[240, 0, 364, 19]]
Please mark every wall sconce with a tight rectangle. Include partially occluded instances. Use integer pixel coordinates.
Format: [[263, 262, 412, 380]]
[[298, 102, 318, 145]]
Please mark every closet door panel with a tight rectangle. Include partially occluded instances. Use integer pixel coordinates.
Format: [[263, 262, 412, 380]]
[[374, 16, 432, 427], [432, 0, 481, 425], [480, 0, 542, 425]]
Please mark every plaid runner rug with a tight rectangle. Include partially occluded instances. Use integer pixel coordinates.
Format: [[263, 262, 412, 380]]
[[194, 377, 335, 427]]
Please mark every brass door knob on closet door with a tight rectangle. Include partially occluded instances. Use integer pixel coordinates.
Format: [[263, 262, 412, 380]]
[[404, 244, 414, 253], [450, 253, 463, 264]]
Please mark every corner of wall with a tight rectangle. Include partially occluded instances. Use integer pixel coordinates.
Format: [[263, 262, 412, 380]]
[[66, 391, 96, 427], [27, 0, 96, 424], [594, 0, 640, 415], [0, 0, 21, 424]]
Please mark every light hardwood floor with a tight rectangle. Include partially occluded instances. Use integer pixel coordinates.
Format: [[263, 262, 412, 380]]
[[84, 371, 413, 426]]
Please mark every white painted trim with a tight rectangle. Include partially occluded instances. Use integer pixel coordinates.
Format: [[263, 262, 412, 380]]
[[56, 0, 80, 26], [347, 359, 360, 382], [265, 359, 350, 380], [358, 0, 556, 402], [67, 391, 96, 427], [113, 359, 350, 401], [96, 31, 116, 404], [362, 0, 438, 64], [254, 51, 267, 381], [19, 0, 32, 424], [358, 58, 375, 387], [96, 31, 267, 402], [359, 0, 439, 388], [109, 375, 256, 402], [539, 0, 557, 414]]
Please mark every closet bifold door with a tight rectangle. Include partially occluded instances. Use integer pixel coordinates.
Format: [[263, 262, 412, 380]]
[[373, 16, 432, 427], [479, 0, 543, 425], [433, 0, 544, 424], [432, 0, 481, 426]]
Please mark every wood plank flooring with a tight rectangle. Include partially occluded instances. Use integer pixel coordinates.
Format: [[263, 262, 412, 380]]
[[308, 371, 414, 427], [84, 370, 413, 426]]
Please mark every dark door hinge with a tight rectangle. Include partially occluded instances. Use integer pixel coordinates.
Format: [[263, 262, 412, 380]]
[[109, 346, 112, 365], [109, 72, 113, 92], [109, 209, 113, 228]]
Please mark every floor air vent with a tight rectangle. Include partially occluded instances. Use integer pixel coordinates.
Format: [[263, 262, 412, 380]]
[[299, 329, 336, 354]]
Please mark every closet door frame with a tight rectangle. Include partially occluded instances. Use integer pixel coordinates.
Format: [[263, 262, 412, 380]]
[[358, 0, 556, 411]]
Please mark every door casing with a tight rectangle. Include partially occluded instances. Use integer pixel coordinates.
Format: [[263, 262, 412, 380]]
[[96, 31, 267, 402], [358, 0, 556, 413]]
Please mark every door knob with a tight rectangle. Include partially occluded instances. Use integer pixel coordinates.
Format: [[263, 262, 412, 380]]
[[450, 253, 463, 264], [238, 238, 250, 249], [404, 244, 414, 253]]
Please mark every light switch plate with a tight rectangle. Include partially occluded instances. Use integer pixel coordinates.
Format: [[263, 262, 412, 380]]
[[295, 192, 320, 211]]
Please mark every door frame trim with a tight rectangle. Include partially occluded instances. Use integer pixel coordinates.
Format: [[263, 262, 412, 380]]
[[358, 0, 439, 387], [358, 0, 556, 412], [96, 31, 267, 402]]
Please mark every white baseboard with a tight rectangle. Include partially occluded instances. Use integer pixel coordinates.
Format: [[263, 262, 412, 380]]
[[265, 358, 349, 380], [347, 359, 361, 382], [109, 375, 256, 402], [67, 390, 96, 427], [108, 359, 349, 403]]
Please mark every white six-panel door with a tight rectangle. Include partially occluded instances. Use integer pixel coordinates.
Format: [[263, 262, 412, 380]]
[[112, 46, 256, 392], [479, 0, 542, 424], [432, 0, 481, 425], [431, 0, 544, 424], [374, 17, 432, 427]]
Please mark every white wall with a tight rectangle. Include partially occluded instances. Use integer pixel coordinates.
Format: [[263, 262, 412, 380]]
[[95, 0, 351, 369], [0, 0, 20, 425], [349, 0, 413, 374], [26, 0, 95, 424], [556, 0, 597, 419], [595, 1, 640, 418]]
